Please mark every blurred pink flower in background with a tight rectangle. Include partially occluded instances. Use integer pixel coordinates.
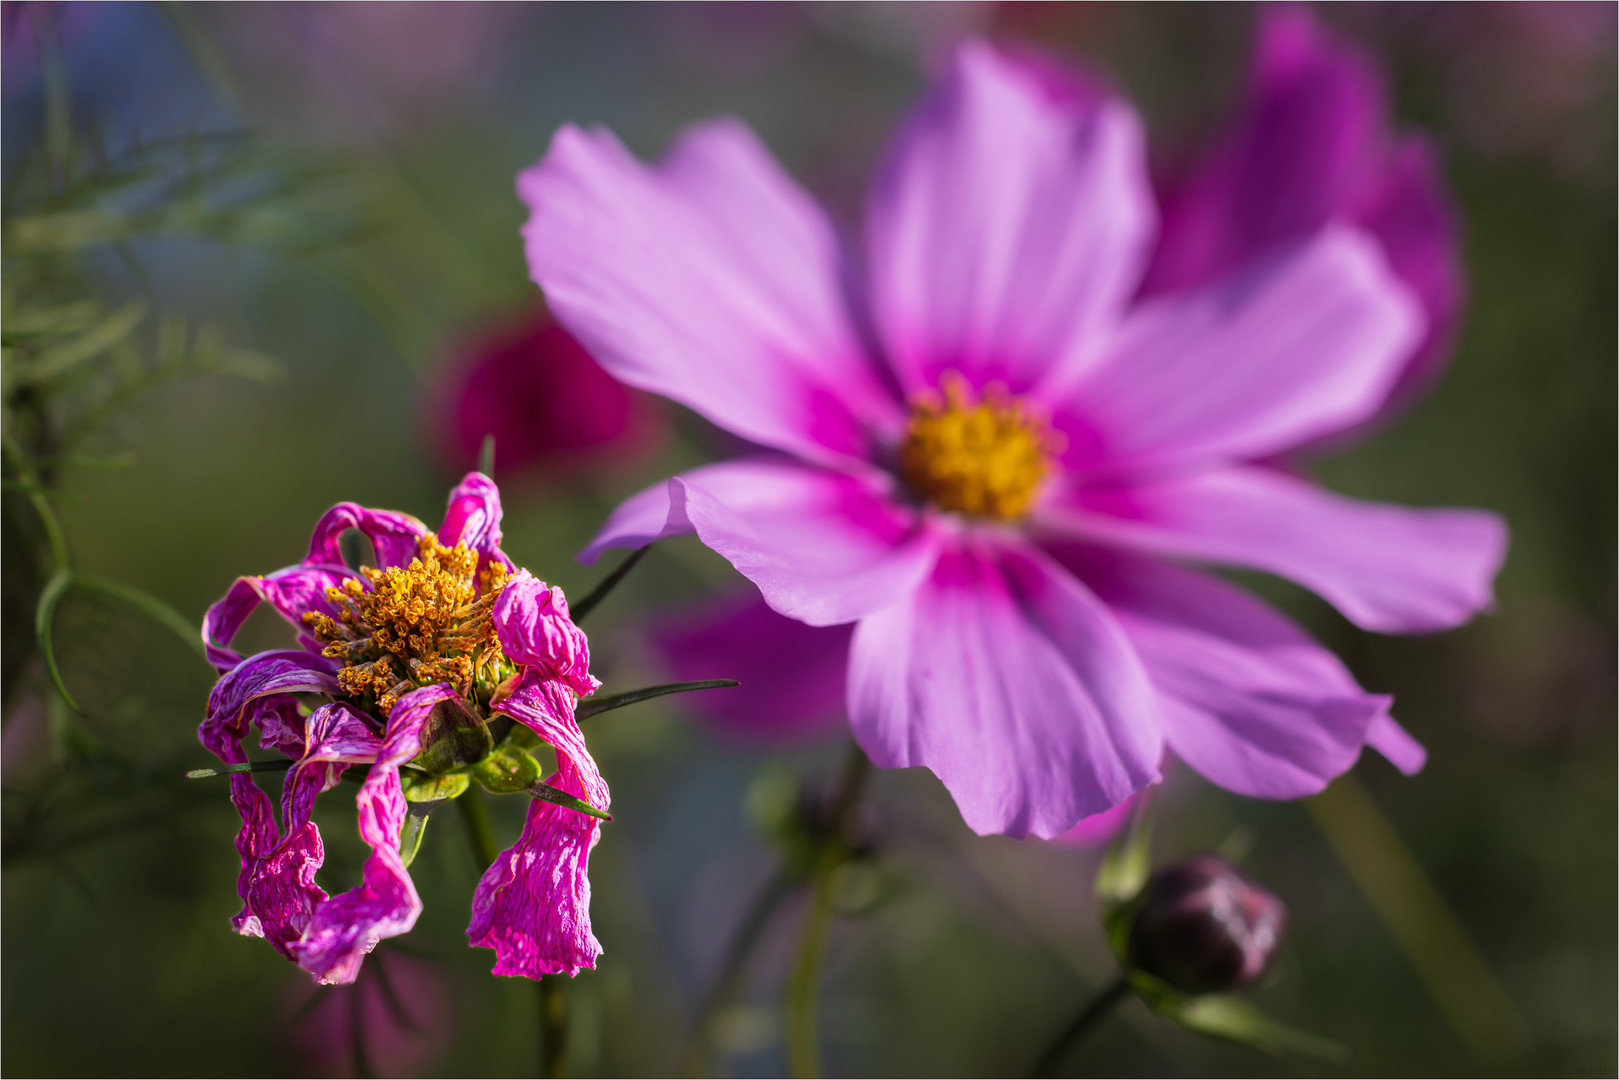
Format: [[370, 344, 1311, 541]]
[[284, 951, 453, 1078], [430, 308, 661, 478], [1143, 5, 1463, 412], [525, 38, 1505, 840]]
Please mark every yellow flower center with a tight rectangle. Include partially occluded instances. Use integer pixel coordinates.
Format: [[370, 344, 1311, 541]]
[[303, 535, 512, 713], [898, 375, 1063, 521]]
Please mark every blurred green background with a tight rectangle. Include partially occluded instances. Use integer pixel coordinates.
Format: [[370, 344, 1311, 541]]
[[2, 3, 1613, 1077]]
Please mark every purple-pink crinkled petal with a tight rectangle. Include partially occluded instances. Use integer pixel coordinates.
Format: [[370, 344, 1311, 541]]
[[865, 40, 1155, 400], [201, 650, 340, 759], [287, 684, 456, 985], [202, 567, 358, 671], [493, 571, 600, 697], [1060, 228, 1420, 477], [847, 539, 1161, 839], [520, 119, 902, 467], [471, 671, 611, 978], [1042, 465, 1508, 634], [1142, 6, 1461, 409], [306, 503, 431, 570], [581, 457, 940, 628], [244, 702, 382, 958], [1051, 544, 1402, 798], [439, 472, 515, 572], [648, 591, 851, 742]]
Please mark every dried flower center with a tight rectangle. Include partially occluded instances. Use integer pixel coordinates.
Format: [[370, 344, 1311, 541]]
[[303, 535, 511, 713], [898, 375, 1063, 521]]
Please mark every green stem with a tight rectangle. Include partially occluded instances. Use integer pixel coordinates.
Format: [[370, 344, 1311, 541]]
[[569, 545, 649, 626], [1307, 773, 1524, 1068], [1028, 977, 1130, 1077], [458, 786, 500, 871], [783, 745, 871, 1079], [540, 974, 568, 1078]]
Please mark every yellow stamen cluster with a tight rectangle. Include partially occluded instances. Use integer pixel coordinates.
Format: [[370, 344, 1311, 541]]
[[303, 535, 511, 713], [898, 375, 1063, 521]]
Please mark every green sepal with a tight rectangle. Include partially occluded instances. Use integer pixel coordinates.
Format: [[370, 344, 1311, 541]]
[[526, 780, 611, 822], [398, 800, 440, 868], [1096, 790, 1155, 913], [399, 771, 469, 804], [410, 695, 494, 774], [1129, 972, 1345, 1061], [471, 744, 543, 794]]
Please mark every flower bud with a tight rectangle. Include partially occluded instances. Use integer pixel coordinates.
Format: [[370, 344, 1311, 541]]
[[1126, 854, 1287, 995]]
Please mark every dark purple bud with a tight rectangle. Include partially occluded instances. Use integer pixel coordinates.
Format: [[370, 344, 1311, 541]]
[[1127, 854, 1287, 995]]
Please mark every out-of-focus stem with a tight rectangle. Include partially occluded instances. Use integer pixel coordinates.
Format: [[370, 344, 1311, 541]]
[[540, 975, 569, 1078], [783, 744, 871, 1079], [1307, 772, 1524, 1068], [458, 785, 499, 871], [1028, 976, 1130, 1078]]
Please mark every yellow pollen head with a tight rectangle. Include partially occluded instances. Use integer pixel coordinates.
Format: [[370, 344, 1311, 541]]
[[302, 535, 513, 712], [898, 375, 1063, 521]]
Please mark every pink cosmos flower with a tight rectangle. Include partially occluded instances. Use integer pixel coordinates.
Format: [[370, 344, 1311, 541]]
[[429, 307, 660, 477], [522, 41, 1506, 839], [1143, 6, 1463, 410], [198, 473, 610, 983]]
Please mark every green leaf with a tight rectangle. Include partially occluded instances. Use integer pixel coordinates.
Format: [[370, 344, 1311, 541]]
[[27, 301, 145, 383], [399, 771, 469, 804], [471, 744, 542, 795], [398, 801, 438, 868], [569, 544, 650, 625], [525, 780, 611, 822], [1144, 982, 1346, 1061], [35, 568, 79, 712], [575, 679, 740, 720], [184, 759, 295, 780]]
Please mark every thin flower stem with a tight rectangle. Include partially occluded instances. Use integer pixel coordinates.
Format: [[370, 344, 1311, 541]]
[[783, 744, 871, 1079], [539, 974, 569, 1078], [1307, 772, 1524, 1068], [1028, 977, 1131, 1078], [681, 870, 797, 1077], [458, 785, 500, 871], [569, 544, 650, 625]]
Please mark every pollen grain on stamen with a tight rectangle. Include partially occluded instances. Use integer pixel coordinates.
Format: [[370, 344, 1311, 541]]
[[898, 374, 1063, 521], [301, 534, 512, 712]]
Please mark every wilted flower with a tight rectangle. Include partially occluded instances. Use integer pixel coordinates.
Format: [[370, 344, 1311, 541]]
[[198, 473, 610, 983], [524, 40, 1505, 839], [429, 307, 659, 477], [1126, 854, 1287, 996]]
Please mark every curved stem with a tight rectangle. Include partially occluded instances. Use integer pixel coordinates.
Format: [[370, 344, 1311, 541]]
[[782, 744, 871, 1079], [1028, 977, 1130, 1078], [457, 785, 499, 871]]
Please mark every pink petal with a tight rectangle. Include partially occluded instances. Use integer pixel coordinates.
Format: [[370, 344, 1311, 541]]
[[847, 540, 1161, 839], [1052, 544, 1398, 799], [306, 503, 430, 570], [581, 458, 940, 627], [520, 120, 901, 465], [493, 571, 600, 697], [288, 684, 457, 984], [1065, 228, 1421, 475], [245, 702, 381, 959], [438, 472, 515, 571], [472, 672, 610, 977], [1044, 465, 1508, 634], [647, 591, 851, 742], [1051, 791, 1144, 848], [202, 568, 357, 671], [1365, 713, 1428, 776], [866, 41, 1154, 399]]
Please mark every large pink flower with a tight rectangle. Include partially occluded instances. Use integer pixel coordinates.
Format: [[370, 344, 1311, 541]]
[[522, 42, 1506, 839], [199, 474, 610, 983]]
